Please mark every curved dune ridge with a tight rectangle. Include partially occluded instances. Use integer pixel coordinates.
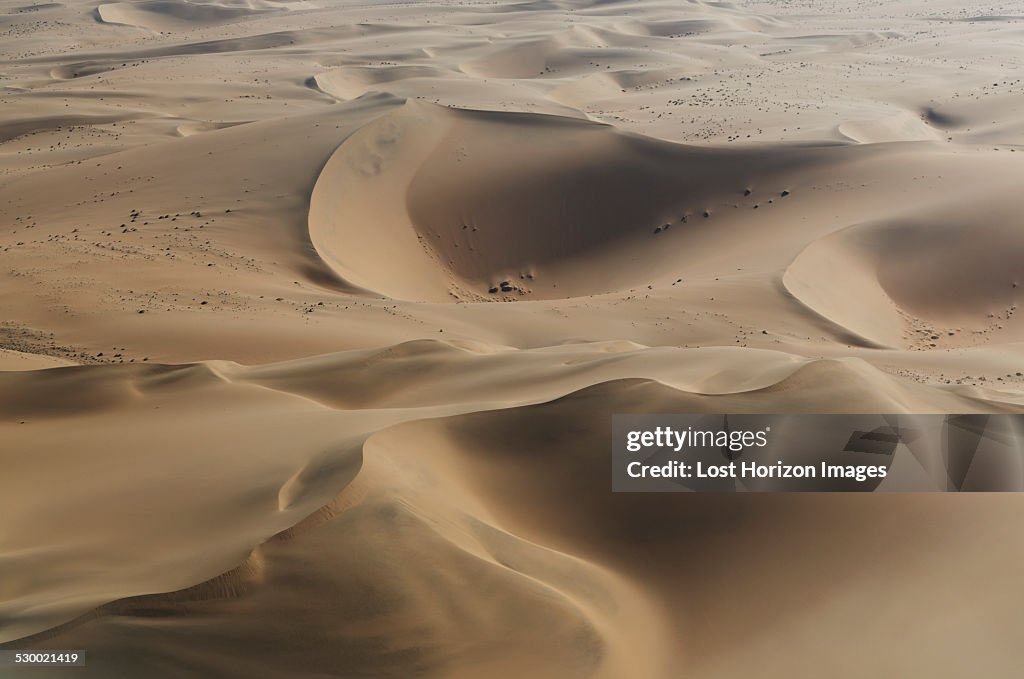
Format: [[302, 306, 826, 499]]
[[310, 100, 1024, 346], [2, 340, 1023, 675], [308, 102, 1024, 315], [309, 101, 835, 302], [312, 65, 448, 100], [783, 199, 1024, 349], [836, 111, 945, 144], [96, 0, 284, 31], [457, 32, 739, 82], [174, 119, 250, 136]]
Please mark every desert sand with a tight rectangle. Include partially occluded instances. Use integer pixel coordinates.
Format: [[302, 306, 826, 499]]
[[2, 0, 1024, 676]]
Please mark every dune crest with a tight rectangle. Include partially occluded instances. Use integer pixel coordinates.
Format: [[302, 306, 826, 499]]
[[310, 102, 835, 302], [96, 0, 289, 31]]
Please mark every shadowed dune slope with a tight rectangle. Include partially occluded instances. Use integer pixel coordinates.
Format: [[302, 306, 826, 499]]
[[96, 0, 282, 31], [3, 343, 1024, 676], [309, 102, 835, 302], [783, 198, 1024, 348]]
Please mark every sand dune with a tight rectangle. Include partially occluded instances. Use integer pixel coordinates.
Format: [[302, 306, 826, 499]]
[[836, 112, 944, 144], [96, 0, 280, 32], [310, 101, 816, 302], [312, 65, 448, 100], [3, 343, 1023, 675], [784, 195, 1024, 349], [4, 0, 1024, 675]]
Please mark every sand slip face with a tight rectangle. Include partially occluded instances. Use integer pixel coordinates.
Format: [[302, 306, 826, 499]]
[[4, 0, 1024, 676], [96, 1, 280, 33]]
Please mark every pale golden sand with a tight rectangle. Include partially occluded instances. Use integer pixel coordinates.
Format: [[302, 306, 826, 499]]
[[3, 0, 1024, 675]]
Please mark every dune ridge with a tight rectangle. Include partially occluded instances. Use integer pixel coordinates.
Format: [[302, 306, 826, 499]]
[[95, 0, 281, 32], [4, 341, 1024, 675]]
